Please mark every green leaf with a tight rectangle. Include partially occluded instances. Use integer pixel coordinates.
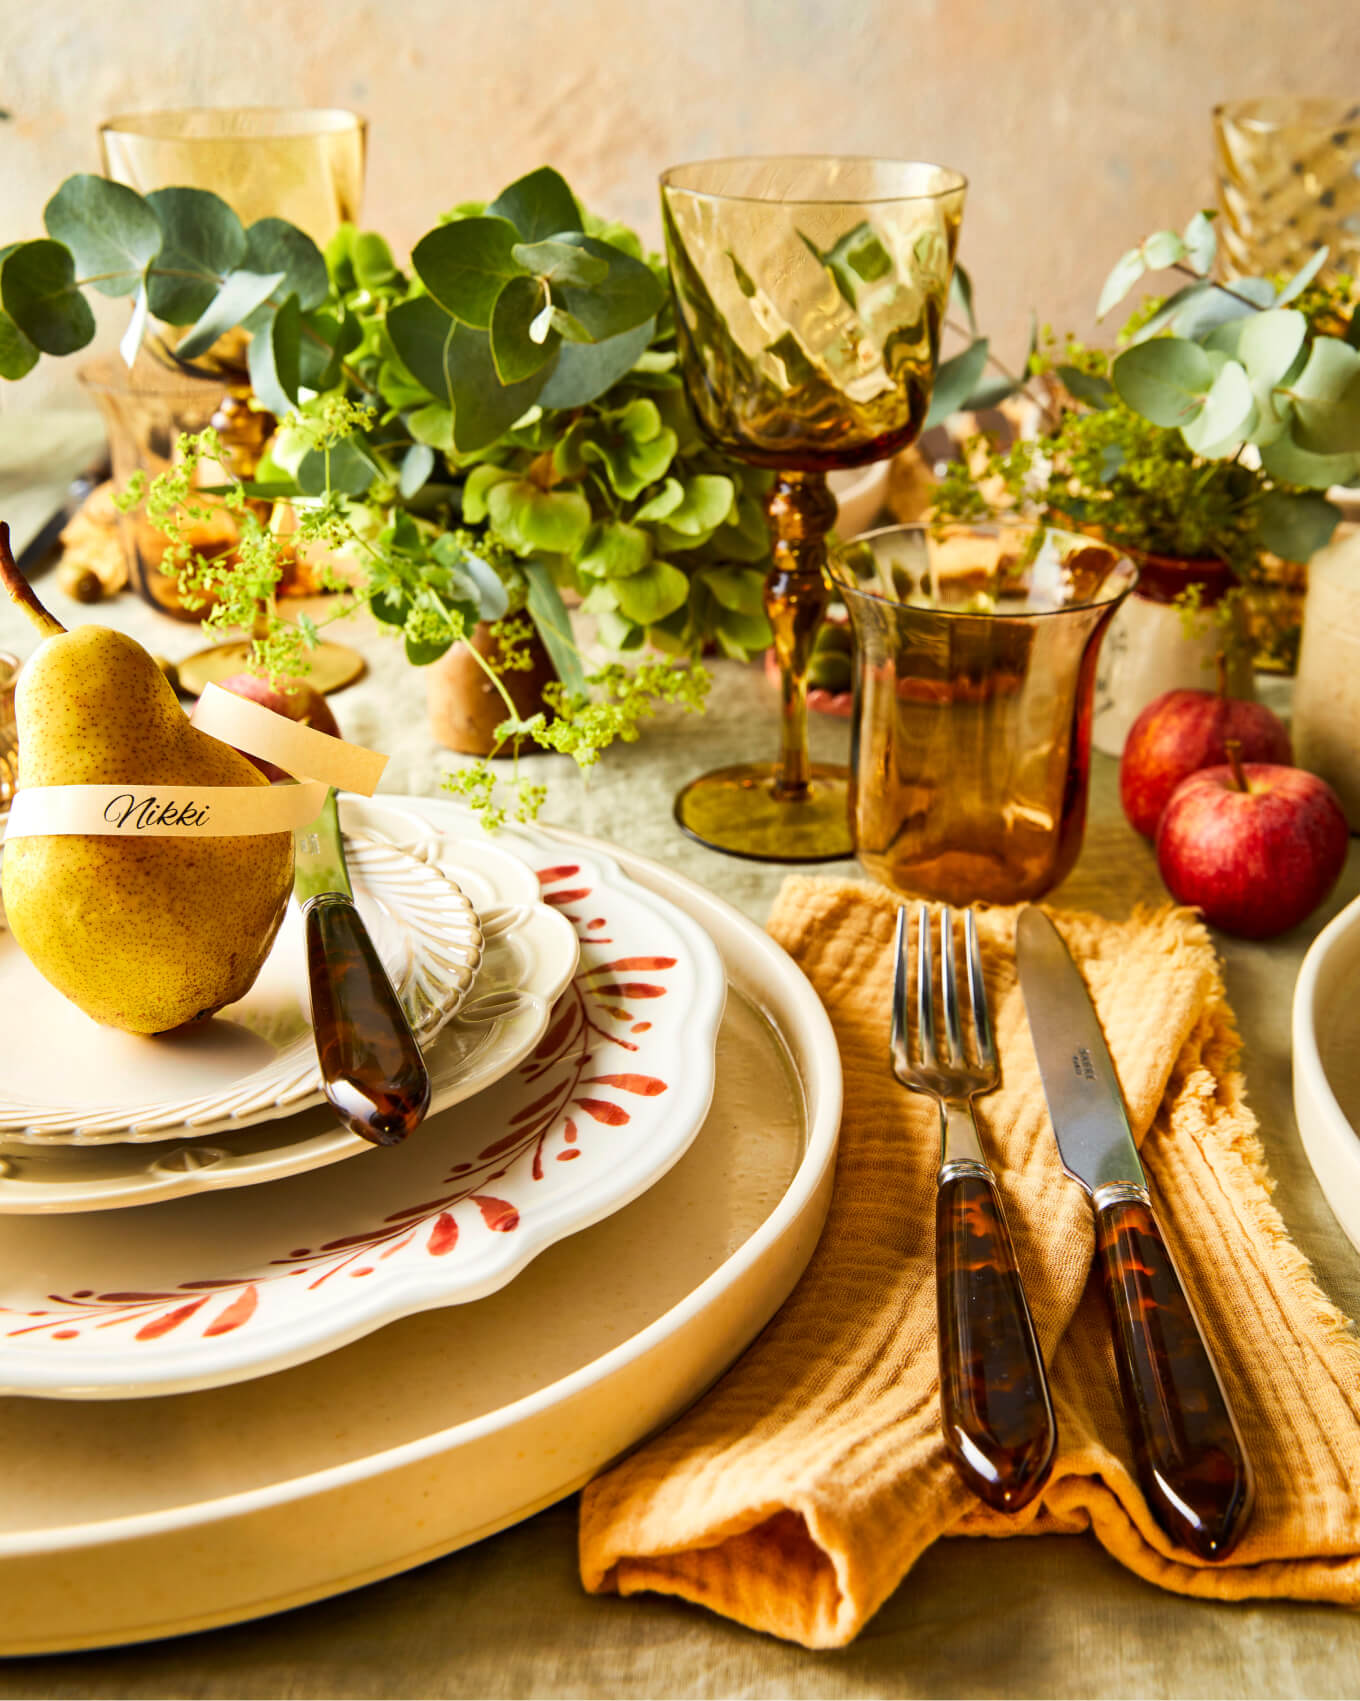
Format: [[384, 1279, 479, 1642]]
[[412, 217, 524, 328], [949, 262, 976, 334], [1346, 306, 1360, 350], [1235, 307, 1306, 389], [1288, 337, 1360, 453], [1255, 489, 1341, 561], [486, 167, 583, 243], [536, 318, 655, 410], [612, 559, 690, 625], [1097, 246, 1147, 319], [489, 275, 560, 383], [240, 219, 329, 325], [431, 534, 510, 620], [399, 443, 435, 499], [522, 558, 587, 695], [388, 297, 549, 451], [177, 269, 285, 360], [703, 565, 766, 617], [43, 174, 161, 298], [1128, 280, 1215, 343], [485, 479, 592, 556], [246, 294, 302, 416], [713, 604, 773, 656], [299, 304, 362, 390], [297, 436, 377, 496], [1111, 337, 1215, 426], [510, 239, 608, 288], [387, 296, 458, 402], [576, 520, 652, 579], [407, 404, 455, 452], [965, 372, 1027, 409], [1276, 245, 1330, 307], [1141, 229, 1186, 270], [632, 476, 685, 522], [582, 397, 678, 498], [0, 308, 38, 379], [1181, 358, 1254, 453], [0, 240, 95, 355], [144, 187, 246, 324], [923, 337, 990, 430], [1056, 364, 1115, 408], [1181, 210, 1217, 275], [800, 221, 894, 308], [1260, 431, 1360, 489], [550, 234, 665, 341], [651, 473, 735, 538], [119, 281, 149, 367], [462, 464, 517, 520], [352, 231, 399, 291]]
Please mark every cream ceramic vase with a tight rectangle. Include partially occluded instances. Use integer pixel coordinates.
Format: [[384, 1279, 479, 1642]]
[[1293, 531, 1360, 831], [1092, 553, 1254, 757]]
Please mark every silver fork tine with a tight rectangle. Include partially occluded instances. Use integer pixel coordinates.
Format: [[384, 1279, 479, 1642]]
[[915, 903, 937, 1070], [891, 907, 911, 1077], [939, 907, 965, 1068], [964, 909, 998, 1074]]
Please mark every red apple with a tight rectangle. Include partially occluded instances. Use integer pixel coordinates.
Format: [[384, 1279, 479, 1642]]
[[210, 673, 341, 782], [1120, 676, 1292, 840], [1156, 750, 1349, 939]]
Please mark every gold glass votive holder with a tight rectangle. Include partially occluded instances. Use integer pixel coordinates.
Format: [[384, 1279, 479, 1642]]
[[831, 523, 1137, 906], [1214, 97, 1360, 283]]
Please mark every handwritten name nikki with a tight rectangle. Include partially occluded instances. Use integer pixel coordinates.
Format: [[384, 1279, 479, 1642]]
[[102, 795, 213, 831]]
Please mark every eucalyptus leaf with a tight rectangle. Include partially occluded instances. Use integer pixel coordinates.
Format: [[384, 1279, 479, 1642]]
[[1111, 337, 1214, 426], [246, 294, 302, 416], [1255, 488, 1341, 561], [1097, 246, 1147, 319], [1181, 358, 1255, 453], [1181, 209, 1217, 275], [443, 322, 550, 452], [299, 305, 362, 390], [43, 174, 161, 298], [490, 275, 561, 383], [297, 435, 377, 496], [510, 239, 608, 288], [949, 262, 976, 334], [535, 318, 654, 409], [1275, 245, 1330, 306], [923, 337, 990, 430], [551, 234, 664, 341], [1056, 364, 1115, 409], [352, 231, 399, 291], [0, 308, 38, 379], [1141, 229, 1185, 270], [1127, 280, 1214, 344], [0, 240, 95, 355], [386, 295, 458, 405], [177, 269, 285, 360], [144, 187, 246, 324], [1288, 336, 1360, 453], [411, 217, 524, 329], [399, 442, 436, 499], [523, 558, 587, 695], [1236, 308, 1307, 390], [486, 167, 583, 244], [241, 218, 329, 326], [118, 281, 149, 367], [965, 372, 1028, 409], [431, 533, 510, 620], [1260, 431, 1360, 489], [612, 559, 690, 625]]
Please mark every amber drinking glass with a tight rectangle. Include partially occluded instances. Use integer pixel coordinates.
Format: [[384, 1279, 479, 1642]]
[[832, 523, 1137, 905], [661, 157, 966, 862], [1214, 97, 1360, 283]]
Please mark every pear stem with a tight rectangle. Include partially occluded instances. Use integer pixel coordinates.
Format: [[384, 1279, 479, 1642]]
[[0, 523, 65, 638], [1225, 738, 1249, 794]]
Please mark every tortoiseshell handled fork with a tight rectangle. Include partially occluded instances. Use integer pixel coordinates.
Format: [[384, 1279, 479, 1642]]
[[891, 905, 1057, 1511]]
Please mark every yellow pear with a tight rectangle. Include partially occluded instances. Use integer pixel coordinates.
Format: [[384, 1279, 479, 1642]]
[[0, 525, 293, 1034]]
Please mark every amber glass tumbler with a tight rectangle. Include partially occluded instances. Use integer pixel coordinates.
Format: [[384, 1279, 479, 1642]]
[[832, 523, 1137, 904]]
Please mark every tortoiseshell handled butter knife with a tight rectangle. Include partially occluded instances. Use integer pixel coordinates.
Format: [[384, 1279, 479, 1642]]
[[294, 790, 431, 1147], [1016, 906, 1253, 1560]]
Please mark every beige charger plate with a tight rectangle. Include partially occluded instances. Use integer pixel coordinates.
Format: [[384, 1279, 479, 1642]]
[[0, 820, 841, 1657]]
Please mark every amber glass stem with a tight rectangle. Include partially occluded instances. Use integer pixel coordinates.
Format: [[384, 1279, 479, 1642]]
[[764, 470, 836, 803]]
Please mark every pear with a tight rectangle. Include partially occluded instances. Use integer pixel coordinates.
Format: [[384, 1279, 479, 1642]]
[[0, 525, 294, 1034]]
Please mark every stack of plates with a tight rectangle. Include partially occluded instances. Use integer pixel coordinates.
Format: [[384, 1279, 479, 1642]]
[[0, 796, 841, 1653]]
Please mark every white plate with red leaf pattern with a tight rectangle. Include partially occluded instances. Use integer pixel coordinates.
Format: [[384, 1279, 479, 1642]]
[[0, 797, 726, 1398]]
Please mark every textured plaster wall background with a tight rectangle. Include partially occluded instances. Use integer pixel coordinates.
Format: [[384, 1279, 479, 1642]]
[[1, 0, 1357, 409]]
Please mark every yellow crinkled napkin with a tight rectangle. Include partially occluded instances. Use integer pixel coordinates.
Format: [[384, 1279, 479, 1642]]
[[578, 877, 1360, 1648]]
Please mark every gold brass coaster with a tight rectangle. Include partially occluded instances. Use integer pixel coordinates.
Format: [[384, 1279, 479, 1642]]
[[175, 639, 367, 697]]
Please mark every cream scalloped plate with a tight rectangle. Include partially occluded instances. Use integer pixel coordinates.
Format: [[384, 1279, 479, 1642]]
[[1292, 890, 1360, 1256], [0, 799, 581, 1212], [0, 797, 728, 1396]]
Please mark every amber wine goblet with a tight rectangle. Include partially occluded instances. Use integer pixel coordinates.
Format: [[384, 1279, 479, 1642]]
[[660, 156, 966, 862]]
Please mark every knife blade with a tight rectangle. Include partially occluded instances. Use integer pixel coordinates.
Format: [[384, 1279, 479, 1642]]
[[1015, 906, 1254, 1561], [295, 790, 431, 1147], [15, 458, 110, 578]]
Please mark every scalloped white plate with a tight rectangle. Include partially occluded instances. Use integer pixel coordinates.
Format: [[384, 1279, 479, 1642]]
[[0, 800, 581, 1212], [0, 798, 727, 1395], [0, 802, 486, 1146], [1293, 891, 1360, 1256]]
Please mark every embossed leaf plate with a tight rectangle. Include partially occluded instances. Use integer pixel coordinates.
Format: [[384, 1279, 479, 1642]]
[[0, 799, 581, 1210], [0, 796, 727, 1396]]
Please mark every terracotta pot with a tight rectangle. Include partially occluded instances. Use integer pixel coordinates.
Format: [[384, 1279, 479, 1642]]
[[426, 622, 557, 757]]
